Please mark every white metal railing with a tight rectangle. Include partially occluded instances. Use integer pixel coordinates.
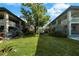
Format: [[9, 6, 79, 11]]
[[9, 21, 16, 27], [0, 19, 4, 26], [71, 17, 79, 23], [0, 19, 16, 27]]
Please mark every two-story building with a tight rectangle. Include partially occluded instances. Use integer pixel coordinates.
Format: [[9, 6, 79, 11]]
[[0, 7, 24, 39], [50, 6, 79, 40]]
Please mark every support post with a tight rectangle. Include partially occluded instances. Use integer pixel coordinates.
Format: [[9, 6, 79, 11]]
[[4, 13, 9, 38], [19, 21, 22, 30], [67, 11, 72, 36]]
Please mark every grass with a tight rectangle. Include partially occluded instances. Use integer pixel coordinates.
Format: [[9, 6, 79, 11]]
[[0, 34, 39, 56], [0, 34, 79, 56], [36, 34, 79, 56]]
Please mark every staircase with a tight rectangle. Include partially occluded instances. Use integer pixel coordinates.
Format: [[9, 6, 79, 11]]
[[69, 34, 79, 41]]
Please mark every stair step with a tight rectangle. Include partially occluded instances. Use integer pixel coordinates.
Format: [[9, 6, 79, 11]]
[[69, 36, 79, 41]]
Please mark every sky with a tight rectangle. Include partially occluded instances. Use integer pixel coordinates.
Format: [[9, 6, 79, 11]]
[[0, 3, 22, 17], [0, 3, 79, 23]]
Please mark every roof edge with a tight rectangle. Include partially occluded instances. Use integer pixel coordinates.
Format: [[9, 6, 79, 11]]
[[50, 6, 79, 24], [0, 7, 23, 22]]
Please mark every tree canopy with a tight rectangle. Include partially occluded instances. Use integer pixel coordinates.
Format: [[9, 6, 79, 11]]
[[21, 3, 50, 32]]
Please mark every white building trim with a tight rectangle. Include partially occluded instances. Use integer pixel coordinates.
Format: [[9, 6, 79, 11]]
[[67, 11, 72, 36]]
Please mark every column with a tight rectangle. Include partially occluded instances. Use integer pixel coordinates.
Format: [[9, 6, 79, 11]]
[[67, 11, 72, 36], [19, 21, 22, 30], [4, 13, 9, 38]]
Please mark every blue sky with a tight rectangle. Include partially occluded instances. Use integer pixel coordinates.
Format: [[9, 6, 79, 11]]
[[0, 3, 79, 21], [0, 3, 22, 17], [0, 3, 55, 17]]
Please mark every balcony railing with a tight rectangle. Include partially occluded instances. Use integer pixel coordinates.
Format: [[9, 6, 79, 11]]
[[71, 17, 79, 23]]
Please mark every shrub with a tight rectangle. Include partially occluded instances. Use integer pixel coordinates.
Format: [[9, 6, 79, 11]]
[[54, 31, 67, 37], [22, 27, 35, 36], [49, 26, 67, 37]]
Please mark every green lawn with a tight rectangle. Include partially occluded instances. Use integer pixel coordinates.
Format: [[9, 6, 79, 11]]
[[0, 34, 79, 56], [36, 34, 79, 56], [0, 35, 39, 56]]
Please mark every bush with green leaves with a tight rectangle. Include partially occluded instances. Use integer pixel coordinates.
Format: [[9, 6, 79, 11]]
[[49, 26, 67, 37]]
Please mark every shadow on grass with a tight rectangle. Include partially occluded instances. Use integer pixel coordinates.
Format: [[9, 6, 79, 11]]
[[23, 34, 36, 38], [35, 34, 79, 56]]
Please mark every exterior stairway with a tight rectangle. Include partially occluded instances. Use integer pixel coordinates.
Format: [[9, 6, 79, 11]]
[[69, 34, 79, 40]]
